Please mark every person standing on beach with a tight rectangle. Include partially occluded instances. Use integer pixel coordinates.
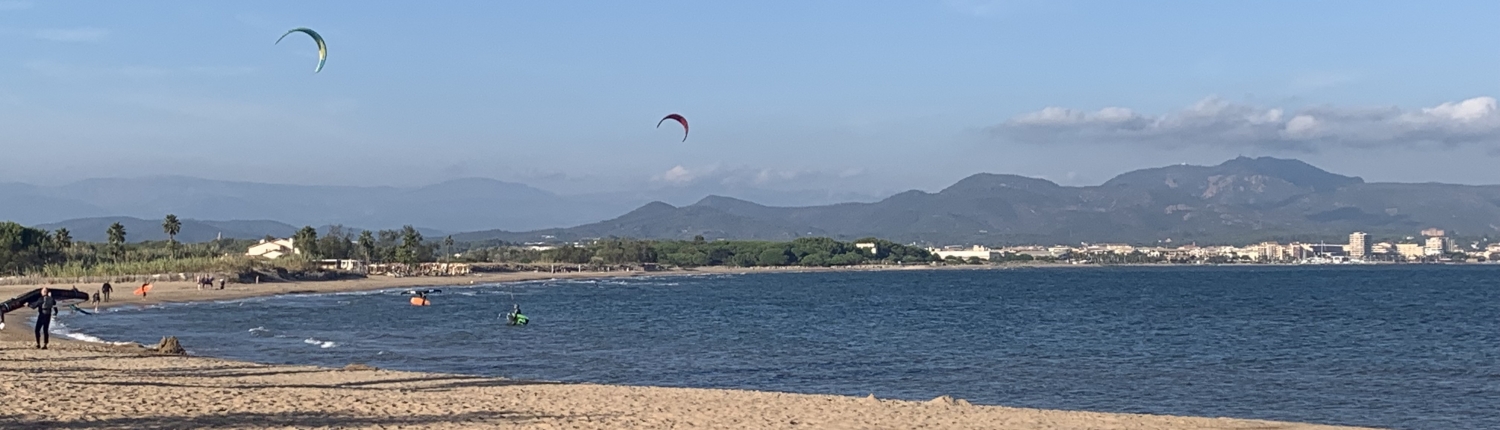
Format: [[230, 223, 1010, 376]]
[[31, 287, 57, 349], [101, 282, 112, 302]]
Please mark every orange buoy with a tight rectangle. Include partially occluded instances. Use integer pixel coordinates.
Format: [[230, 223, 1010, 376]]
[[409, 296, 430, 306]]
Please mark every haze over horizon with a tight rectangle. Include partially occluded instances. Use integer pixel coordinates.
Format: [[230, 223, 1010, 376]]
[[5, 0, 1500, 199]]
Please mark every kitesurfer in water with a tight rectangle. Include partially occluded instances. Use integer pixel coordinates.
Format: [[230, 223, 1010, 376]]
[[506, 304, 520, 325], [32, 287, 57, 349]]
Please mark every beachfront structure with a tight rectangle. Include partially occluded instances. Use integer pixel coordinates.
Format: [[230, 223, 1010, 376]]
[[246, 238, 297, 259], [316, 259, 366, 272], [1348, 232, 1370, 260], [997, 246, 1053, 258], [1425, 236, 1452, 256], [1396, 243, 1424, 260], [855, 242, 879, 254], [929, 245, 997, 261]]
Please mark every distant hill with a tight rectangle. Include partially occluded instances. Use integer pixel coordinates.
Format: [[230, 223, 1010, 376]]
[[0, 176, 629, 233], [35, 217, 299, 243], [31, 217, 452, 244], [0, 176, 888, 233], [454, 157, 1500, 245]]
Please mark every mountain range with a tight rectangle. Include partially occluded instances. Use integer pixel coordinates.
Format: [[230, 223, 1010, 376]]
[[454, 157, 1500, 245], [11, 157, 1500, 246], [0, 176, 644, 234], [0, 176, 887, 235]]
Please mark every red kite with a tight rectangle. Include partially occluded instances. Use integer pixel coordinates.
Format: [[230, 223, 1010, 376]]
[[657, 113, 688, 142]]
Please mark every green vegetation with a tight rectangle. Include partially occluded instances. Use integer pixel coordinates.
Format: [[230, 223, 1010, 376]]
[[459, 237, 933, 268], [1, 220, 271, 277], [5, 214, 931, 277], [162, 214, 182, 255]]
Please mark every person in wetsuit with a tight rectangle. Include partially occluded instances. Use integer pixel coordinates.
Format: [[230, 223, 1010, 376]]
[[507, 304, 524, 326], [32, 287, 57, 349], [100, 282, 113, 302]]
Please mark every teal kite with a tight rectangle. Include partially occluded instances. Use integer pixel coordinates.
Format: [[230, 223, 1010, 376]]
[[276, 27, 327, 73]]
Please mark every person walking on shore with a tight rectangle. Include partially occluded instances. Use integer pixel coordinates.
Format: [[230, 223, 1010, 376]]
[[32, 287, 57, 349], [101, 282, 112, 302]]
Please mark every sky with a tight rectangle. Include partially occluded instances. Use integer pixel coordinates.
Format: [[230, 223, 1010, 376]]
[[4, 0, 1500, 200]]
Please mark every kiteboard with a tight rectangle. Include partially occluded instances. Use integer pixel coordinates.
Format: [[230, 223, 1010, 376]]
[[401, 289, 440, 306], [504, 313, 529, 326]]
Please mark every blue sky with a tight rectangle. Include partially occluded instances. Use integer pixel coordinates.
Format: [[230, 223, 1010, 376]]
[[4, 0, 1500, 199]]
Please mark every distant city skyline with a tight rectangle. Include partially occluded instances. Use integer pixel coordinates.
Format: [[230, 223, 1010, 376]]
[[4, 1, 1500, 196]]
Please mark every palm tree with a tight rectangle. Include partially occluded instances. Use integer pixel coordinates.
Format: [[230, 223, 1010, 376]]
[[162, 214, 182, 257], [106, 222, 127, 261], [358, 230, 376, 263], [443, 235, 455, 263], [293, 226, 319, 258], [54, 228, 72, 249]]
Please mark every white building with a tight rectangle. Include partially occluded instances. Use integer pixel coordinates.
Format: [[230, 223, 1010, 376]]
[[1396, 243, 1425, 260], [316, 259, 366, 272], [928, 245, 997, 261], [246, 238, 297, 259], [1348, 232, 1370, 260], [1425, 236, 1452, 256]]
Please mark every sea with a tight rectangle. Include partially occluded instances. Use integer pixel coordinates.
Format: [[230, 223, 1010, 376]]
[[54, 266, 1500, 430]]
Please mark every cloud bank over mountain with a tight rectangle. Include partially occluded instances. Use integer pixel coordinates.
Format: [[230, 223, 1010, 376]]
[[997, 96, 1500, 152]]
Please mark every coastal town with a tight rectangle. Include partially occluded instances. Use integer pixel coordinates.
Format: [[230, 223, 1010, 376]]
[[929, 228, 1499, 264]]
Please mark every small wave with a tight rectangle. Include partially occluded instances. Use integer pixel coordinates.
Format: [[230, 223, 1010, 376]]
[[249, 327, 272, 337], [47, 321, 133, 346], [62, 331, 134, 346], [303, 338, 338, 348]]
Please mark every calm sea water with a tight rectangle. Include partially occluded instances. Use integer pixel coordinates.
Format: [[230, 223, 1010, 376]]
[[57, 266, 1500, 429]]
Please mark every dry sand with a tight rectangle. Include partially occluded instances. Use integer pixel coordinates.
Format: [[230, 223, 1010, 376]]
[[0, 268, 1382, 429]]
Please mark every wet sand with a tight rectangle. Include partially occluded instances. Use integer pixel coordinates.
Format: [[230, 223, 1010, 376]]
[[0, 268, 1381, 429]]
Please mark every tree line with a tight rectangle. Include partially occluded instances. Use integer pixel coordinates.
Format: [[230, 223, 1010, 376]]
[[288, 224, 453, 266], [460, 236, 934, 267], [1, 216, 261, 276], [4, 212, 935, 276]]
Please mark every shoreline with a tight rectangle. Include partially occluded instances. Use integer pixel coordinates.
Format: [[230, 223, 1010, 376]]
[[0, 265, 1382, 429]]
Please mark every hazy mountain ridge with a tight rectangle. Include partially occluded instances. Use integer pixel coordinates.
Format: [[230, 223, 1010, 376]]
[[1, 176, 889, 233], [15, 157, 1500, 245], [456, 157, 1500, 245], [2, 176, 630, 232], [34, 217, 301, 243]]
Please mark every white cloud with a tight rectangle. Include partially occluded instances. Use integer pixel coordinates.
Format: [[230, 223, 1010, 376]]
[[659, 165, 697, 184], [653, 165, 874, 189], [34, 27, 108, 42], [995, 96, 1500, 151]]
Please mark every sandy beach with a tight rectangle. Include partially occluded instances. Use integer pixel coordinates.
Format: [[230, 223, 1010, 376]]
[[0, 268, 1381, 429]]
